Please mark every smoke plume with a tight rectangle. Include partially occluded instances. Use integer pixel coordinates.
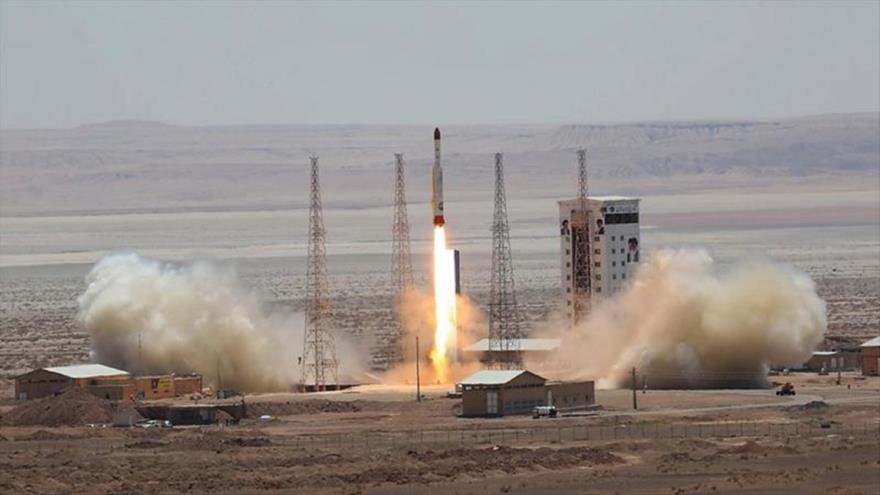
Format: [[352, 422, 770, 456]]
[[77, 253, 360, 392], [382, 287, 484, 385], [534, 249, 826, 388]]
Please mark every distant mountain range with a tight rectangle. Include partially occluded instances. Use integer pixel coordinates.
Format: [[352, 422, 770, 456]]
[[1, 113, 877, 216]]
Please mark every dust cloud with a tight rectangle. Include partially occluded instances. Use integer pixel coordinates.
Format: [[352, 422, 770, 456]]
[[533, 249, 827, 388], [77, 253, 361, 392], [382, 287, 483, 385]]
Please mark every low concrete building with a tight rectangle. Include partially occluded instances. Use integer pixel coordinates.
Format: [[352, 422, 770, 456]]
[[804, 351, 843, 372], [134, 375, 176, 400], [861, 336, 880, 376], [173, 374, 203, 396], [546, 381, 596, 411], [459, 370, 594, 417], [14, 364, 203, 401], [14, 364, 131, 401]]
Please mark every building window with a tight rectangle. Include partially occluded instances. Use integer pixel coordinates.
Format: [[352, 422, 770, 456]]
[[566, 275, 571, 281], [566, 262, 570, 267], [594, 262, 600, 267], [596, 287, 602, 293], [595, 274, 601, 280], [611, 236, 616, 241], [565, 249, 570, 255], [594, 249, 600, 255], [566, 287, 571, 293], [612, 274, 617, 280], [567, 300, 571, 306], [622, 273, 627, 279], [612, 261, 616, 267]]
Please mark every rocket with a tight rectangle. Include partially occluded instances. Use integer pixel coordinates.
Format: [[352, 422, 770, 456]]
[[432, 127, 445, 226]]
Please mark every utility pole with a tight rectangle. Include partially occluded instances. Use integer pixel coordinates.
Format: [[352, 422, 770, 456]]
[[301, 156, 338, 392], [488, 152, 522, 369], [216, 357, 222, 395], [137, 333, 142, 373], [415, 336, 421, 402], [571, 148, 591, 327], [631, 367, 638, 410]]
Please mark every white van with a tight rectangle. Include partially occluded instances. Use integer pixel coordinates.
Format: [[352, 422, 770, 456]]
[[532, 405, 557, 419]]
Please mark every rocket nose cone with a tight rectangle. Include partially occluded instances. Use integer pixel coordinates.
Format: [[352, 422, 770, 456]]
[[434, 128, 441, 140]]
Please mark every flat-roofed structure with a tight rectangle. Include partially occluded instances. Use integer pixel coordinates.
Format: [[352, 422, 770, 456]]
[[861, 336, 880, 376], [459, 370, 594, 417], [804, 351, 843, 372], [463, 338, 562, 367], [14, 364, 131, 401], [14, 364, 204, 401]]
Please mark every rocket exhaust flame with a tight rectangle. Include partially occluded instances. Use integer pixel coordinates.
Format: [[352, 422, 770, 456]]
[[430, 225, 457, 383], [429, 128, 456, 382]]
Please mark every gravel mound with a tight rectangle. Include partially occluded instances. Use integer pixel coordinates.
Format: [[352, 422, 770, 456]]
[[19, 430, 80, 441], [0, 388, 116, 427], [223, 436, 272, 447], [719, 440, 799, 456], [245, 399, 376, 417], [799, 400, 830, 410]]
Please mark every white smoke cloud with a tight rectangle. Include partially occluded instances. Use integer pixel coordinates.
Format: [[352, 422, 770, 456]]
[[532, 249, 827, 388], [77, 253, 361, 392]]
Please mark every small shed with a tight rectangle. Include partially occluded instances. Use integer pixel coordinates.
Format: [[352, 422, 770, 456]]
[[861, 336, 880, 376], [459, 370, 595, 417], [460, 370, 547, 417], [804, 351, 842, 372], [14, 364, 130, 401]]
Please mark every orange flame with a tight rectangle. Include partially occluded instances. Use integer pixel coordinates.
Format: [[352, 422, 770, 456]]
[[430, 226, 457, 383]]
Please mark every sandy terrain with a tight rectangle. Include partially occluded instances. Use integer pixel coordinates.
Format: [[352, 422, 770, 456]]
[[1, 374, 877, 494], [1, 117, 878, 379], [0, 117, 878, 492]]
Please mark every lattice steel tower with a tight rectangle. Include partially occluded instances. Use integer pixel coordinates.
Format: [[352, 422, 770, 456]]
[[384, 152, 414, 365], [302, 156, 338, 390], [488, 152, 522, 368], [571, 148, 592, 325]]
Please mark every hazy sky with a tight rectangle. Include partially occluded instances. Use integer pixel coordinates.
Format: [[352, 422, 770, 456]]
[[1, 1, 878, 128]]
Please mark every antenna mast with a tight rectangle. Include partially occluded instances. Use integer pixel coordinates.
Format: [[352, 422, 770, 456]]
[[302, 156, 338, 391], [488, 152, 522, 368], [381, 153, 414, 367]]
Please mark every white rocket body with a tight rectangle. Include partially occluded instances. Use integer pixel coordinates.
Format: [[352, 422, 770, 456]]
[[432, 127, 445, 226]]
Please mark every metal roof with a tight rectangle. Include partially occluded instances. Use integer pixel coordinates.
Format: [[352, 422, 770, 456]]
[[811, 351, 838, 356], [464, 338, 561, 352], [559, 196, 639, 204], [43, 364, 130, 379], [459, 370, 545, 386], [861, 336, 880, 348]]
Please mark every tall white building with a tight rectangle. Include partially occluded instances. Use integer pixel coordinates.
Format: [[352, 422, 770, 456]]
[[558, 196, 641, 326]]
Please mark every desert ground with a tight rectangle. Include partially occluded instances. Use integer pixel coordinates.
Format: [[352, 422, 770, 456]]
[[1, 117, 878, 492], [1, 373, 878, 494]]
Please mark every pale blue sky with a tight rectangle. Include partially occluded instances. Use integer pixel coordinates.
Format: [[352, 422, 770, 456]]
[[1, 1, 878, 128]]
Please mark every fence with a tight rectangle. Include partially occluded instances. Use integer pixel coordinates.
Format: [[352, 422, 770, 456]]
[[276, 420, 879, 452], [2, 420, 877, 454]]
